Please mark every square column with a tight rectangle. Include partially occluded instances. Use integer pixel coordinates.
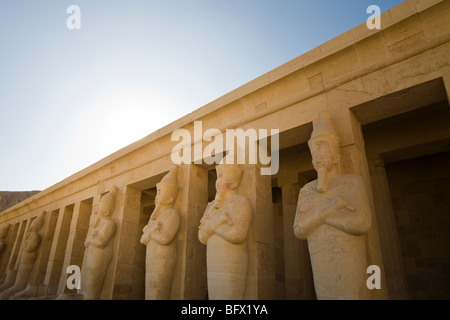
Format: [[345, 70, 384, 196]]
[[368, 155, 409, 299], [45, 205, 74, 296], [171, 164, 209, 300], [280, 178, 315, 300], [238, 164, 276, 300], [111, 186, 142, 300], [57, 198, 95, 297]]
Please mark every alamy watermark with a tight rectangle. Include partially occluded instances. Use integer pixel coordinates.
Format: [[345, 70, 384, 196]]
[[66, 5, 81, 30], [66, 265, 81, 290], [367, 5, 381, 30], [171, 121, 280, 175], [66, 5, 380, 31], [367, 265, 381, 290]]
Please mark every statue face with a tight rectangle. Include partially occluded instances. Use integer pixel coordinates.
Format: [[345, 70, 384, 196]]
[[216, 168, 237, 193], [97, 201, 111, 217], [155, 185, 174, 206], [310, 138, 336, 172]]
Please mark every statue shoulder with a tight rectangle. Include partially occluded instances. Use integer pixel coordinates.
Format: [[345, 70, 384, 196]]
[[228, 194, 252, 213], [231, 194, 250, 204], [166, 208, 180, 219], [333, 174, 369, 198], [338, 173, 365, 186], [29, 231, 42, 241], [301, 180, 317, 189], [100, 218, 116, 232], [299, 181, 316, 197]]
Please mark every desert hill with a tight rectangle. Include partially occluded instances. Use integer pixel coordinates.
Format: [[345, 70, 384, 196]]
[[0, 191, 41, 213]]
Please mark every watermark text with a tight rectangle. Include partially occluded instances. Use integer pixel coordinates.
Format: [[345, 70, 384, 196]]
[[367, 5, 381, 30], [66, 265, 81, 290], [171, 121, 279, 175], [66, 5, 81, 30]]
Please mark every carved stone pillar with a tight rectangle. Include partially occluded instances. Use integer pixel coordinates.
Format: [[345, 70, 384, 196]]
[[281, 177, 315, 300], [239, 164, 276, 300], [368, 155, 409, 299], [53, 199, 94, 298], [111, 186, 142, 300], [45, 205, 74, 297], [172, 164, 208, 300]]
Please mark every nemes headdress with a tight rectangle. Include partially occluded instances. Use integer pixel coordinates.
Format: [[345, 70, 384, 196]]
[[30, 211, 46, 232], [0, 223, 11, 238], [101, 185, 119, 211]]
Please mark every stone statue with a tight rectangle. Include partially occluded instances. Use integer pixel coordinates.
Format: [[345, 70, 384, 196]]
[[0, 223, 11, 254], [140, 165, 180, 300], [81, 185, 118, 300], [199, 163, 252, 300], [293, 110, 372, 300], [0, 212, 45, 300]]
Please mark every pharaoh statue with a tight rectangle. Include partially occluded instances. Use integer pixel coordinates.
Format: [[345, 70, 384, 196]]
[[0, 212, 45, 300], [140, 165, 181, 300], [0, 223, 11, 254], [81, 185, 118, 300], [293, 110, 372, 300], [199, 163, 252, 300]]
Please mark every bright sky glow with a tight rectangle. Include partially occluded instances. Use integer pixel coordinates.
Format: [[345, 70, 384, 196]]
[[0, 0, 405, 191]]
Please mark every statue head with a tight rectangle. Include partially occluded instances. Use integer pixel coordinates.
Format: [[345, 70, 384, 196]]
[[0, 223, 11, 239], [29, 211, 46, 233], [308, 110, 341, 173], [155, 165, 179, 207], [215, 163, 243, 193], [98, 185, 119, 218]]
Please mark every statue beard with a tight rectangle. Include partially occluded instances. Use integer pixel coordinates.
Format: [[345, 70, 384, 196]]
[[213, 189, 228, 208], [316, 167, 328, 193], [314, 154, 334, 193]]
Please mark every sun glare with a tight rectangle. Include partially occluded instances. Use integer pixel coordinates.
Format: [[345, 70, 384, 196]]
[[62, 86, 185, 175]]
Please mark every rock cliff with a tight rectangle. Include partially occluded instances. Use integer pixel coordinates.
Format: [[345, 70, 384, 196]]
[[0, 191, 40, 213]]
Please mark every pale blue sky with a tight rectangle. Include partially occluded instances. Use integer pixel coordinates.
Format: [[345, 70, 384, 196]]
[[0, 0, 404, 191]]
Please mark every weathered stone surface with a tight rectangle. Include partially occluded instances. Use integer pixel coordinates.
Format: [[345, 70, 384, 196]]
[[0, 191, 40, 213]]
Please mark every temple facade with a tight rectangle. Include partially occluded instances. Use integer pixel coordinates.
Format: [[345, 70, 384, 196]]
[[0, 0, 449, 300]]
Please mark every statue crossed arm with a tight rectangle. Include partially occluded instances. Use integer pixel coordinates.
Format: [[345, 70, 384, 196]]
[[141, 208, 180, 246], [198, 202, 229, 245], [214, 198, 252, 245], [23, 232, 41, 253], [85, 219, 115, 249], [294, 175, 371, 239], [199, 197, 251, 245]]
